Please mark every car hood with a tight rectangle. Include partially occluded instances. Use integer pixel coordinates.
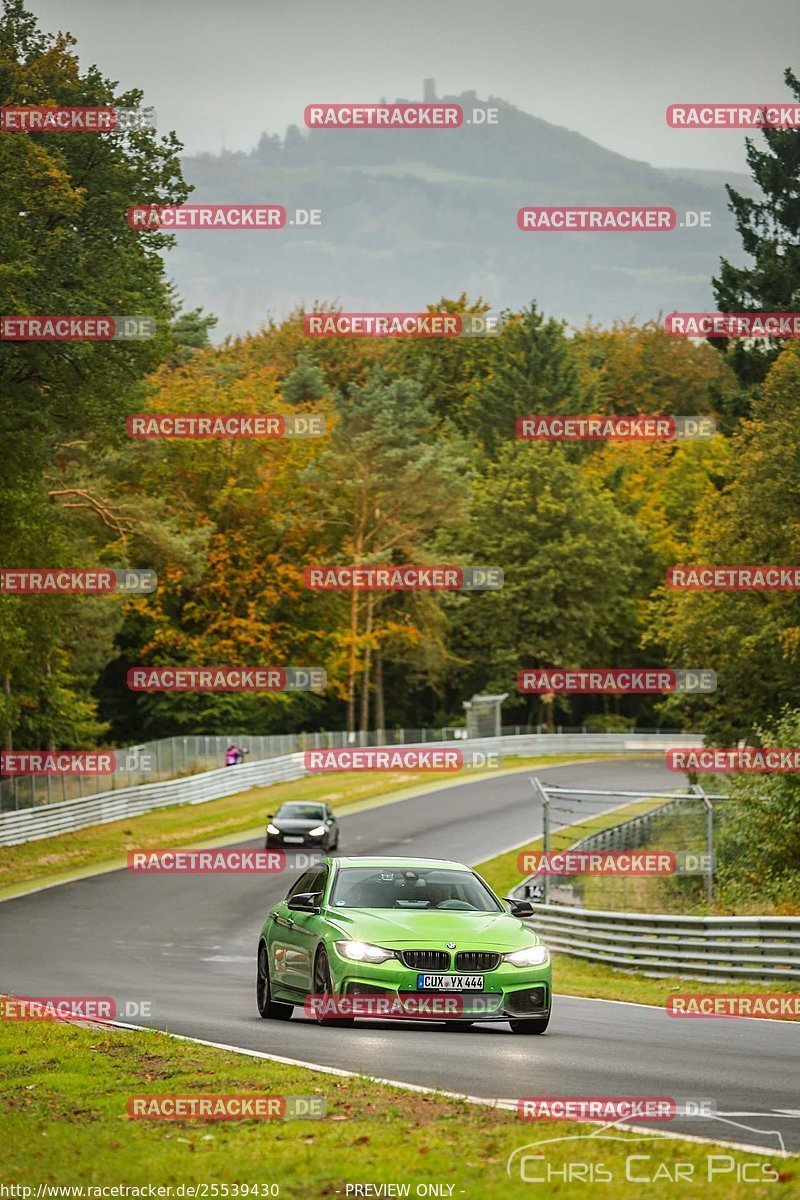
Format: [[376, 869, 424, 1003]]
[[323, 908, 541, 950]]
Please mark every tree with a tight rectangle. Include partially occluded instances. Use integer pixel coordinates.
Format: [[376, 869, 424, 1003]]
[[714, 706, 800, 913], [443, 440, 644, 726], [712, 68, 800, 385], [0, 0, 189, 750], [466, 304, 592, 455], [573, 319, 739, 427], [306, 369, 468, 731], [651, 344, 800, 742]]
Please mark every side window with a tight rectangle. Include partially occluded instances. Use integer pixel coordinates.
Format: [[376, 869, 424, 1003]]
[[286, 869, 318, 900], [304, 865, 329, 899]]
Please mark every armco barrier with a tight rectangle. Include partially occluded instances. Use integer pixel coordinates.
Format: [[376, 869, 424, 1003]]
[[0, 754, 306, 847], [0, 732, 701, 846], [522, 904, 800, 983]]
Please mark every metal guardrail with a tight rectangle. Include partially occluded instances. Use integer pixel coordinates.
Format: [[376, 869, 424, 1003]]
[[0, 731, 701, 846], [0, 724, 690, 811], [523, 904, 800, 982], [0, 754, 306, 847], [1, 729, 466, 811]]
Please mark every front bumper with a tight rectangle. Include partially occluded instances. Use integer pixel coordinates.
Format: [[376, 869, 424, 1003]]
[[266, 832, 329, 848], [329, 947, 551, 1021]]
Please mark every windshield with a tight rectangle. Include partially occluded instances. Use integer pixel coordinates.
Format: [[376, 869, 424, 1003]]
[[330, 867, 502, 912], [276, 803, 326, 820]]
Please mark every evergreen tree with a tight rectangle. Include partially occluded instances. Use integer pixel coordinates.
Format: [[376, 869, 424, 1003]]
[[713, 68, 800, 384]]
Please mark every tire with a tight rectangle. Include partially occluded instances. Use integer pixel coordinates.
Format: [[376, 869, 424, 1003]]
[[313, 946, 354, 1027], [256, 941, 293, 1020], [509, 1012, 550, 1035]]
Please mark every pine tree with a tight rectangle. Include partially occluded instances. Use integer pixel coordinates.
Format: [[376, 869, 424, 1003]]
[[712, 68, 800, 384]]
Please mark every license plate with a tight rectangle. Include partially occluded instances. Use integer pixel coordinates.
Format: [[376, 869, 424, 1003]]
[[283, 836, 305, 844], [417, 974, 484, 991]]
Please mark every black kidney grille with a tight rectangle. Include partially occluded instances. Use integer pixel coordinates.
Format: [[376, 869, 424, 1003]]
[[401, 950, 451, 970], [454, 951, 501, 971]]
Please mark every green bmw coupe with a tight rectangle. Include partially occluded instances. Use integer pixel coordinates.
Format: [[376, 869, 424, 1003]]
[[256, 856, 551, 1033]]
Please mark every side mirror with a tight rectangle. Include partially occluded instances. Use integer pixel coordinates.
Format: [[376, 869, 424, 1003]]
[[288, 892, 321, 914], [504, 897, 535, 917]]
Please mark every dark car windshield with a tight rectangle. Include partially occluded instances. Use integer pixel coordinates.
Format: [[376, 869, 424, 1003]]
[[276, 803, 326, 820], [330, 867, 502, 912]]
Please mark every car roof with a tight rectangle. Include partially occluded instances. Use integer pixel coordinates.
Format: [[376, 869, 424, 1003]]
[[329, 856, 469, 871], [278, 799, 326, 807]]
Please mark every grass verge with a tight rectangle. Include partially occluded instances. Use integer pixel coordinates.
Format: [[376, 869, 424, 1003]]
[[0, 1017, 793, 1198], [0, 755, 598, 900]]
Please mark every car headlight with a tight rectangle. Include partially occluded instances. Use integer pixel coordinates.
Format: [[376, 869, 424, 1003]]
[[335, 940, 396, 964], [267, 823, 280, 835], [502, 945, 549, 967], [308, 825, 326, 836]]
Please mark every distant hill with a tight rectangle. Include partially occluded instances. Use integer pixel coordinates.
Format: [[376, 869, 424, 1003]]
[[165, 89, 753, 339], [659, 166, 758, 195]]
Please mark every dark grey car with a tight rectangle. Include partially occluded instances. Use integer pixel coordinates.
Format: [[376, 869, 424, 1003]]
[[265, 801, 339, 851]]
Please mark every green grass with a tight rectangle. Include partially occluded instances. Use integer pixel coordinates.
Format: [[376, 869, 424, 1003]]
[[475, 800, 800, 1010], [0, 1017, 793, 1198], [0, 755, 598, 899]]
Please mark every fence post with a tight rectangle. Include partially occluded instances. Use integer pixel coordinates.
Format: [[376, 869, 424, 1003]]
[[693, 783, 714, 907], [529, 777, 550, 906]]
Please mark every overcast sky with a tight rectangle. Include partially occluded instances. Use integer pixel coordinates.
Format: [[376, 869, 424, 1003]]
[[28, 0, 800, 170]]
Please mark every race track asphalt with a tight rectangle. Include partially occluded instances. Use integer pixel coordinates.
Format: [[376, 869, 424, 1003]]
[[1, 757, 798, 1155]]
